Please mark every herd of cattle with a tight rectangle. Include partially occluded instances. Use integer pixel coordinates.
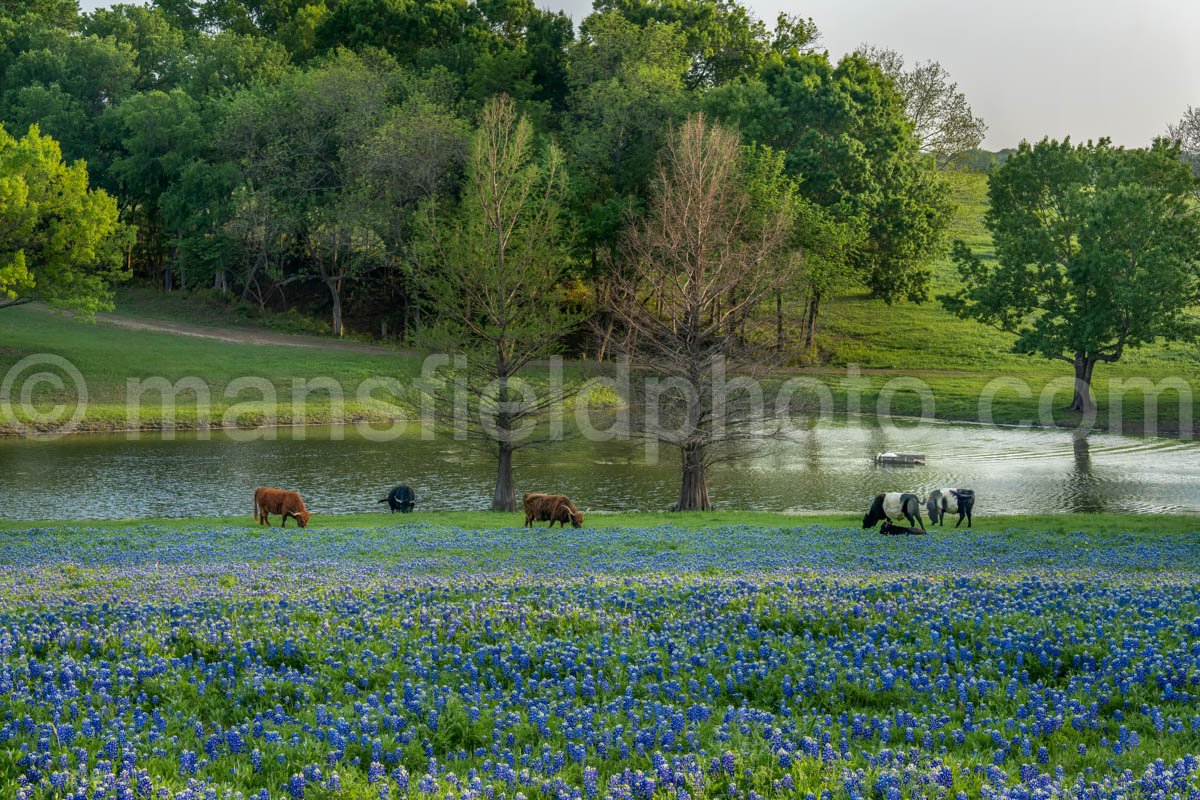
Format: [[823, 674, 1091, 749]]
[[251, 484, 973, 532], [864, 488, 976, 533], [251, 485, 585, 529]]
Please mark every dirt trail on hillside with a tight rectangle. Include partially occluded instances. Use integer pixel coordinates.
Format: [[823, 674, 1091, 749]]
[[38, 304, 399, 355]]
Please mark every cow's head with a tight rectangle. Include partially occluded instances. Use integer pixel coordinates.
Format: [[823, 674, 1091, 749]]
[[295, 510, 312, 528], [862, 511, 874, 529], [571, 510, 584, 528]]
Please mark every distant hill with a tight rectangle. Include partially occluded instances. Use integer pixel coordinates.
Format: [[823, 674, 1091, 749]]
[[944, 148, 1016, 172]]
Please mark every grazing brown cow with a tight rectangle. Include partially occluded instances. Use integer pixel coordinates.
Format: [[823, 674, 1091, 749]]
[[254, 487, 313, 528], [522, 492, 584, 528]]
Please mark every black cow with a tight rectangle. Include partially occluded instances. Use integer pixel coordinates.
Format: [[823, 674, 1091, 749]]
[[378, 485, 416, 513], [862, 492, 925, 530]]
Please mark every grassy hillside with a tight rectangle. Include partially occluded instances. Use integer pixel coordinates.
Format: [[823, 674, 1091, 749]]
[[795, 171, 1200, 433], [0, 305, 421, 432]]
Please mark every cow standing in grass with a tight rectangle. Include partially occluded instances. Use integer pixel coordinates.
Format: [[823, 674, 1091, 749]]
[[379, 485, 416, 513], [925, 488, 975, 528], [523, 492, 584, 528], [254, 487, 313, 528], [862, 492, 925, 530]]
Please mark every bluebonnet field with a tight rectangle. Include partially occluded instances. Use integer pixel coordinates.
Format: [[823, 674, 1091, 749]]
[[2, 523, 1200, 800]]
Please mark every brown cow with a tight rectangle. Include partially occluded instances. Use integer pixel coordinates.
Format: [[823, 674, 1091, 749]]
[[522, 492, 584, 528], [254, 487, 313, 528]]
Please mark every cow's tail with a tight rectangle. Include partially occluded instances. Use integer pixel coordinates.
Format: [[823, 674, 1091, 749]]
[[252, 494, 258, 523]]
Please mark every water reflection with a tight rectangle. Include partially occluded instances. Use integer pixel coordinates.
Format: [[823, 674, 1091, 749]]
[[1, 420, 1198, 519]]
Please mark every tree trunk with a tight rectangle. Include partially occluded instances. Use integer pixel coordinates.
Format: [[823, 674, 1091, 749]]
[[675, 443, 712, 511], [328, 279, 344, 337], [803, 292, 821, 352], [492, 441, 516, 511], [775, 289, 784, 353], [1068, 354, 1097, 413]]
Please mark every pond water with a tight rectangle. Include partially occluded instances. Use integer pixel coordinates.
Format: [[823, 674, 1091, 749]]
[[2, 419, 1198, 519]]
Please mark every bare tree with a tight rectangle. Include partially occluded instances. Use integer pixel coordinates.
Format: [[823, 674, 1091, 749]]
[[607, 114, 796, 511], [415, 95, 581, 512], [859, 45, 987, 165], [1167, 106, 1200, 178]]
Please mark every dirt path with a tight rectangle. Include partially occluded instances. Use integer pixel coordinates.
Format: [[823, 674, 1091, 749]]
[[44, 304, 401, 355]]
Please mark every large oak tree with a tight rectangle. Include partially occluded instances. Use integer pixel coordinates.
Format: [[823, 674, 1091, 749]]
[[945, 138, 1200, 413]]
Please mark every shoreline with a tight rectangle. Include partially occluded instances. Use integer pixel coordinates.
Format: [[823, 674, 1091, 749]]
[[3, 510, 1198, 533], [1, 408, 1191, 440]]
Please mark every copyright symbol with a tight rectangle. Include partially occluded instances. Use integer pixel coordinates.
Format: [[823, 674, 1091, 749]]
[[1, 354, 88, 436]]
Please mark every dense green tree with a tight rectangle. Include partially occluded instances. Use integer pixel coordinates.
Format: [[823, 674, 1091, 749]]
[[220, 50, 392, 333], [592, 0, 784, 88], [1, 30, 139, 165], [0, 124, 131, 314], [159, 157, 244, 292], [315, 0, 485, 65], [706, 51, 952, 341], [414, 95, 578, 511], [353, 95, 468, 334], [0, 0, 79, 28], [565, 12, 690, 257], [185, 30, 292, 96], [101, 89, 205, 288], [945, 138, 1200, 413], [82, 5, 188, 92]]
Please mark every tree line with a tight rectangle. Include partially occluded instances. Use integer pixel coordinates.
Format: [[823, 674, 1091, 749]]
[[0, 0, 983, 343]]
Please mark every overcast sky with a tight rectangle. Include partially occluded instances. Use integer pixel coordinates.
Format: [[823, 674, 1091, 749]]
[[76, 0, 1200, 149]]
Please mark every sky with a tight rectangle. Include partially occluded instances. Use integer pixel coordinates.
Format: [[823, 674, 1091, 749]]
[[76, 0, 1200, 150]]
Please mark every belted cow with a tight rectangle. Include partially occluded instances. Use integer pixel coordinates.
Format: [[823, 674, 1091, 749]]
[[862, 492, 925, 531], [925, 488, 975, 528], [254, 487, 313, 528], [522, 492, 584, 528]]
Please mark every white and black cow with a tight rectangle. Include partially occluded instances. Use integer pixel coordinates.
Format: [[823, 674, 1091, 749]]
[[862, 492, 925, 530], [925, 488, 974, 528]]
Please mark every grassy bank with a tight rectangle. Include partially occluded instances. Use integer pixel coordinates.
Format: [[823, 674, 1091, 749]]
[[3, 300, 1197, 436], [3, 510, 1197, 536], [0, 303, 421, 433]]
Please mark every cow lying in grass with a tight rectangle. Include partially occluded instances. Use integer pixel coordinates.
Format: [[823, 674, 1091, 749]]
[[862, 492, 925, 531], [254, 487, 313, 528], [523, 492, 584, 528], [925, 488, 975, 527]]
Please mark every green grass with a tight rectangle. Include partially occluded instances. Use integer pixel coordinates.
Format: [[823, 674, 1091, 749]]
[[0, 303, 423, 433], [4, 510, 1196, 536]]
